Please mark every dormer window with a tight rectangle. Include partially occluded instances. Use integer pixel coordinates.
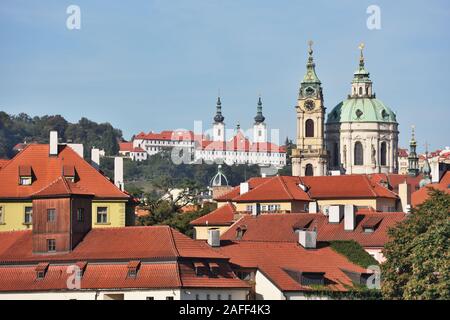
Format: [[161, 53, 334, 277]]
[[362, 217, 383, 233], [127, 260, 141, 278], [194, 262, 207, 276], [235, 225, 247, 240], [284, 269, 325, 287], [19, 165, 33, 185], [209, 262, 220, 275], [35, 263, 49, 280], [63, 165, 76, 182]]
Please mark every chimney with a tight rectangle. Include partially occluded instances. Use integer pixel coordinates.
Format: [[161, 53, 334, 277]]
[[91, 148, 100, 170], [398, 182, 411, 213], [344, 204, 356, 231], [308, 202, 317, 214], [49, 131, 58, 156], [114, 157, 124, 191], [298, 230, 317, 249], [252, 203, 261, 216], [207, 229, 221, 247], [328, 205, 344, 223], [67, 143, 84, 158], [240, 182, 249, 195]]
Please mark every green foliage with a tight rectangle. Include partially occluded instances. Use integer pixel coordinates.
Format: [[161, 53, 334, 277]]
[[136, 201, 216, 238], [0, 111, 122, 158], [381, 189, 450, 300], [330, 240, 379, 268]]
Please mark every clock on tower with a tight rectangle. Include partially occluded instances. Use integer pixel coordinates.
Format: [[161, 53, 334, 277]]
[[292, 41, 328, 177]]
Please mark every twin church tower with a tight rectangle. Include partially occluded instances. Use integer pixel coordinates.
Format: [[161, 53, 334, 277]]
[[292, 41, 399, 176]]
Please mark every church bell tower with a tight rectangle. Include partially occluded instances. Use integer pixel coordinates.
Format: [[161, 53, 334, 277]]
[[292, 41, 328, 176]]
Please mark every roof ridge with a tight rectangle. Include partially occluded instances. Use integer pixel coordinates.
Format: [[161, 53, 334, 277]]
[[167, 227, 181, 258], [278, 176, 295, 200]]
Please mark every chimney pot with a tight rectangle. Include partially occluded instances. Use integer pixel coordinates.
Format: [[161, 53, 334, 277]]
[[49, 131, 58, 156], [207, 229, 221, 247]]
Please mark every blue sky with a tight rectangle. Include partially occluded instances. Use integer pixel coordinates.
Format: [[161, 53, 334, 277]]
[[0, 0, 449, 151]]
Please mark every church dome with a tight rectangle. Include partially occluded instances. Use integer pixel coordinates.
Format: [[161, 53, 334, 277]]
[[327, 98, 397, 124]]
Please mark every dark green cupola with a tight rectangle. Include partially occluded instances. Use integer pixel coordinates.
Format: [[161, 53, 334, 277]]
[[254, 96, 265, 124], [213, 96, 224, 123]]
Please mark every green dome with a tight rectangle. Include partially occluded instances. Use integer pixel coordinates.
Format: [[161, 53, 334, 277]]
[[327, 98, 397, 124]]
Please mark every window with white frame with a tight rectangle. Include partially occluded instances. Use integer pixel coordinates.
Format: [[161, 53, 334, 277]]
[[96, 207, 108, 224]]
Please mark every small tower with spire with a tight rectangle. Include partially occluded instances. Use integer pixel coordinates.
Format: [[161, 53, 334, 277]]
[[350, 43, 374, 98], [292, 40, 328, 177], [408, 125, 419, 177], [212, 96, 225, 142], [253, 96, 267, 143]]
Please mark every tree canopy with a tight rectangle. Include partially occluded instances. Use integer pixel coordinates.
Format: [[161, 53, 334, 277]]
[[0, 111, 122, 158], [381, 189, 450, 299]]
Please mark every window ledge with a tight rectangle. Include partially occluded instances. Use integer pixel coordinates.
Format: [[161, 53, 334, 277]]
[[95, 222, 111, 225]]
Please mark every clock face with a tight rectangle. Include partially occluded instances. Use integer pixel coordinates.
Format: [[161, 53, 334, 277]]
[[304, 100, 315, 111]]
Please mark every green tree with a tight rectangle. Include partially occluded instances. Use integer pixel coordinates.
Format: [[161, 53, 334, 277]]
[[381, 189, 450, 300]]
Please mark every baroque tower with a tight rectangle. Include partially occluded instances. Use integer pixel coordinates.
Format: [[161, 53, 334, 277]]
[[212, 96, 225, 142], [253, 96, 267, 143], [292, 41, 328, 176], [408, 125, 419, 177]]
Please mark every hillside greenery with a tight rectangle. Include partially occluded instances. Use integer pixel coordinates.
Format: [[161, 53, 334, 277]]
[[0, 111, 122, 158]]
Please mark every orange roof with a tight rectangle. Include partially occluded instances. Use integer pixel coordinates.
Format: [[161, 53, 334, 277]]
[[215, 241, 367, 292], [0, 226, 227, 264], [221, 212, 407, 248], [233, 176, 311, 202], [0, 144, 129, 200], [369, 173, 423, 192], [0, 159, 9, 169], [31, 176, 94, 198], [119, 142, 133, 152], [190, 203, 236, 226], [200, 132, 285, 153], [0, 226, 249, 292], [411, 184, 450, 207], [216, 175, 398, 203]]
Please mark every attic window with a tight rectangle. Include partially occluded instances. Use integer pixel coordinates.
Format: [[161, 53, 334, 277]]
[[127, 260, 141, 278], [284, 269, 325, 286], [35, 262, 49, 280], [194, 262, 207, 276], [209, 262, 220, 275], [63, 165, 76, 182], [362, 217, 383, 233], [236, 225, 247, 240], [19, 165, 33, 185]]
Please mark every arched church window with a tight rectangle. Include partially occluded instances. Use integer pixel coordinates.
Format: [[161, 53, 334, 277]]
[[359, 87, 363, 95], [305, 164, 314, 176], [381, 142, 387, 166], [305, 119, 314, 137], [366, 87, 369, 95], [354, 142, 364, 166]]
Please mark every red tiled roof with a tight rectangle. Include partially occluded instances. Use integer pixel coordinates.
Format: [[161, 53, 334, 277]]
[[233, 176, 311, 202], [0, 226, 227, 264], [119, 142, 133, 152], [369, 173, 423, 192], [190, 203, 236, 226], [221, 212, 407, 248], [135, 130, 198, 141], [215, 241, 367, 292], [0, 226, 249, 292], [411, 182, 450, 207], [0, 144, 129, 200], [200, 132, 285, 153], [31, 177, 94, 198], [0, 159, 9, 169], [216, 175, 398, 203], [398, 148, 409, 157]]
